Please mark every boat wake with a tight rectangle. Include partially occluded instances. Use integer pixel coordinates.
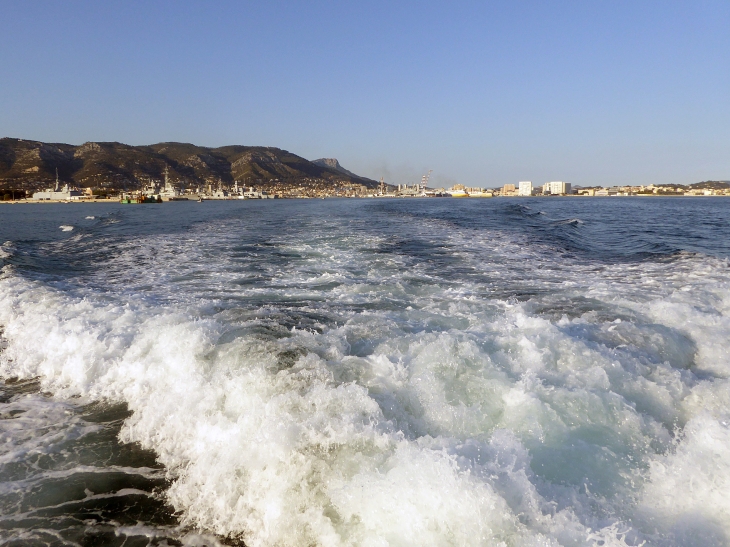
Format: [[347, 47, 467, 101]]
[[1, 200, 729, 546]]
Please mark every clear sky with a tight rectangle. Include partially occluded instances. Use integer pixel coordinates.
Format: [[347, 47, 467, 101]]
[[1, 0, 728, 187]]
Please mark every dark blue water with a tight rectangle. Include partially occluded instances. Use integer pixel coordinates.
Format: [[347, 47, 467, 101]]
[[3, 198, 730, 258]]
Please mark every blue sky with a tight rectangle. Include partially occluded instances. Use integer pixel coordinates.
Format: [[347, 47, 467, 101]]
[[1, 1, 728, 187]]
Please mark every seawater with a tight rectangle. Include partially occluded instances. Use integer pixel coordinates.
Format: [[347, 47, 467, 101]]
[[0, 198, 729, 547]]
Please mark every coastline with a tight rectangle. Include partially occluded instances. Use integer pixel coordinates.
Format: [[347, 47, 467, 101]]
[[2, 193, 730, 204]]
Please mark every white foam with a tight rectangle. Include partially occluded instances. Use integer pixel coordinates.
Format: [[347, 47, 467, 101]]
[[0, 243, 12, 260], [1, 212, 730, 546], [638, 414, 730, 545], [0, 275, 565, 545], [59, 225, 74, 232]]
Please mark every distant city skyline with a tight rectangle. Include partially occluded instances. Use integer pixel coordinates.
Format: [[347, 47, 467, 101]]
[[1, 0, 728, 187]]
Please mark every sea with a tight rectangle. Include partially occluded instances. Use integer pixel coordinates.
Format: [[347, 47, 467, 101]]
[[0, 197, 729, 547]]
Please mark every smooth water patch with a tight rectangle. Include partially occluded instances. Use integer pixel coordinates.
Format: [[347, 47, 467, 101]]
[[0, 378, 204, 546]]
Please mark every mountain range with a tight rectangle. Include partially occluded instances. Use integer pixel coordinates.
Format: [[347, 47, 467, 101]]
[[0, 138, 377, 191]]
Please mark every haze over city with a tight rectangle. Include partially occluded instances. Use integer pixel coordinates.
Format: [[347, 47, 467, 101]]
[[1, 0, 728, 187]]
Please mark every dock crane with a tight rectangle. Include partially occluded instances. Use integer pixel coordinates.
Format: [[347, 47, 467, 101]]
[[419, 169, 432, 194]]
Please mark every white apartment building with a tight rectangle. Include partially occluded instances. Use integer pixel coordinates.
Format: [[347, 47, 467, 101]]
[[518, 181, 532, 196], [543, 181, 572, 195]]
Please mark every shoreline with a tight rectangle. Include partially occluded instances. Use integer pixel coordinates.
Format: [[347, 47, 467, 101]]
[[2, 193, 730, 204]]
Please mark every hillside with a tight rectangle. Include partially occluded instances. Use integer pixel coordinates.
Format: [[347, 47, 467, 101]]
[[312, 158, 362, 179], [0, 138, 377, 192], [689, 180, 730, 190]]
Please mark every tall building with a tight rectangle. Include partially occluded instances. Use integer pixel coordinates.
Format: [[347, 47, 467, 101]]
[[545, 181, 571, 195], [518, 181, 532, 196]]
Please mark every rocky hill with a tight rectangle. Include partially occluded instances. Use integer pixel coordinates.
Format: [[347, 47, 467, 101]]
[[312, 158, 362, 179], [0, 138, 377, 192]]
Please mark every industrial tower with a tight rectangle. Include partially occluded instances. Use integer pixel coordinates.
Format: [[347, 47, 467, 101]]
[[419, 169, 432, 194]]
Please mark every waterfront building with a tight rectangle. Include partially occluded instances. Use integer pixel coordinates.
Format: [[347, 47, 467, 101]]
[[544, 181, 572, 195], [518, 181, 532, 196], [398, 183, 420, 196]]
